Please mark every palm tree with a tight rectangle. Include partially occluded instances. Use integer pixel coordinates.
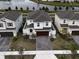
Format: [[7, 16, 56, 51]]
[[42, 6, 45, 10], [39, 7, 42, 10], [15, 6, 18, 10], [59, 6, 62, 10], [26, 7, 29, 11], [72, 7, 74, 10], [54, 6, 57, 11], [20, 7, 23, 11], [32, 7, 35, 11], [45, 7, 49, 12], [65, 6, 69, 10], [8, 7, 11, 11]]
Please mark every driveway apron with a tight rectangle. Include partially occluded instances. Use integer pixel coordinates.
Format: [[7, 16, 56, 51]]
[[36, 36, 52, 50]]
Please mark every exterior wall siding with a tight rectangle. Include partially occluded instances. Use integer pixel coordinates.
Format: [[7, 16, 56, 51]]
[[55, 14, 62, 32], [34, 22, 44, 29], [15, 15, 23, 33]]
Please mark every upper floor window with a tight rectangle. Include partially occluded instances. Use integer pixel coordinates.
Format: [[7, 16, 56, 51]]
[[7, 23, 13, 26], [0, 23, 3, 27], [37, 23, 40, 27], [46, 22, 48, 26]]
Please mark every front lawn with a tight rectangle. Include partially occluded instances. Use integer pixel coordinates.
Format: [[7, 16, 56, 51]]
[[51, 34, 79, 50], [56, 54, 79, 59], [10, 35, 36, 51], [5, 55, 35, 59]]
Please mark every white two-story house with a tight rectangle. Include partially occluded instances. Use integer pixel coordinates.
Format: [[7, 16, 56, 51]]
[[0, 11, 22, 37], [23, 10, 56, 38], [55, 11, 79, 35]]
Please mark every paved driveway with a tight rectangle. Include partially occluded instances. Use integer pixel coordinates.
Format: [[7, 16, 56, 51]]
[[36, 36, 52, 50], [0, 37, 11, 51], [72, 36, 79, 45]]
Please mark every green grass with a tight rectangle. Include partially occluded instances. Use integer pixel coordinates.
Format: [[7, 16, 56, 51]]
[[31, 0, 79, 7], [10, 35, 36, 51], [5, 55, 35, 59], [51, 34, 79, 50], [56, 54, 79, 59]]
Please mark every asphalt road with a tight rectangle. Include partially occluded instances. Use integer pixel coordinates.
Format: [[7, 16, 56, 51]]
[[36, 36, 52, 50], [0, 37, 11, 51]]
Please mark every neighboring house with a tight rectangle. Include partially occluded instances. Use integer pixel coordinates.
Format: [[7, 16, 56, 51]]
[[55, 11, 79, 35], [0, 11, 22, 37], [23, 10, 56, 39]]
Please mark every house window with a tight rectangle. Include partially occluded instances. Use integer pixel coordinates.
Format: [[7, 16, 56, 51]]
[[0, 23, 3, 27], [7, 23, 13, 26], [30, 29, 33, 32], [37, 23, 40, 27], [46, 22, 48, 26]]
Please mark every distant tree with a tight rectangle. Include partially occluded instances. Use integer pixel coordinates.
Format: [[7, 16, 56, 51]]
[[15, 6, 18, 10], [72, 7, 74, 10], [39, 7, 42, 10], [5, 9, 8, 11], [26, 7, 29, 11], [32, 7, 35, 11], [45, 7, 49, 12], [20, 7, 23, 11], [42, 6, 45, 10], [65, 6, 69, 10], [8, 7, 11, 11], [59, 6, 62, 10], [54, 6, 57, 11]]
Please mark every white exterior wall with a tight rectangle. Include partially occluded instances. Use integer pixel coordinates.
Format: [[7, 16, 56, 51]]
[[23, 28, 36, 35], [0, 21, 6, 29], [5, 18, 16, 28], [0, 18, 16, 29], [55, 14, 62, 32], [55, 14, 79, 35], [34, 22, 44, 29], [26, 20, 33, 25], [34, 21, 52, 29], [43, 21, 52, 28]]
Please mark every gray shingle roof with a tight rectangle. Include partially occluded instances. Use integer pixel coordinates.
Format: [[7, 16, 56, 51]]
[[27, 10, 52, 22], [56, 11, 79, 20], [0, 11, 21, 21]]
